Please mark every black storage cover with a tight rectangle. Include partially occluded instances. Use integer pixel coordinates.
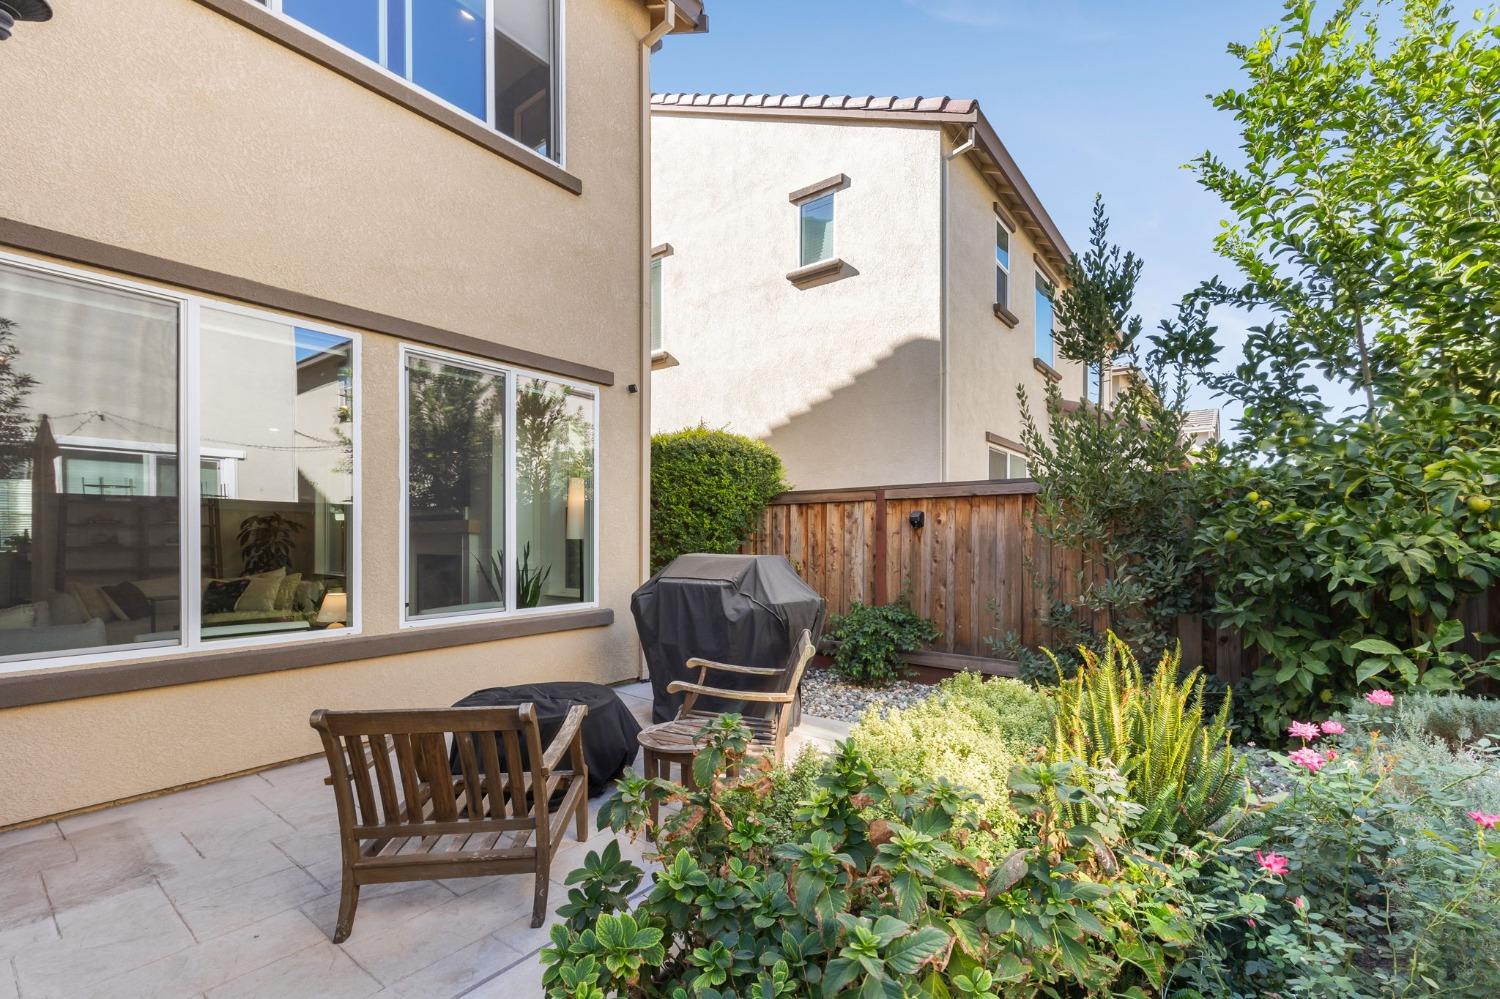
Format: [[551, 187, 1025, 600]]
[[449, 681, 640, 797], [631, 554, 826, 723]]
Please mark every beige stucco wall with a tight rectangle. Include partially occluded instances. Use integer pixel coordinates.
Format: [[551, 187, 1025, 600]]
[[650, 113, 945, 490], [0, 0, 652, 826], [943, 141, 1086, 482]]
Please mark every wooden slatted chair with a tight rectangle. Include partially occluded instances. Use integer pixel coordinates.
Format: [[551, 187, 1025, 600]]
[[310, 703, 588, 942], [661, 628, 817, 761]]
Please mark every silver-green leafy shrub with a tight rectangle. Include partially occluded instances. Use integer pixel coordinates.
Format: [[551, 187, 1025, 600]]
[[1344, 691, 1500, 750], [850, 671, 1052, 853]]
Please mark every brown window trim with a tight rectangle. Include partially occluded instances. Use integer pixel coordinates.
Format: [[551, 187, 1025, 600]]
[[789, 173, 850, 204], [0, 609, 614, 709], [1033, 356, 1063, 382], [985, 431, 1028, 455], [651, 243, 676, 259], [992, 201, 1018, 232], [993, 303, 1020, 328], [0, 218, 614, 386], [190, 0, 582, 196]]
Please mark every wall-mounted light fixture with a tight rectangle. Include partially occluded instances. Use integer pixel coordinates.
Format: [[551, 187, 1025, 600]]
[[908, 510, 925, 531], [0, 1, 52, 42]]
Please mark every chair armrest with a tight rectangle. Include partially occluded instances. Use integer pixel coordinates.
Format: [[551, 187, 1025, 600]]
[[685, 658, 784, 677], [541, 705, 589, 774], [666, 680, 796, 704]]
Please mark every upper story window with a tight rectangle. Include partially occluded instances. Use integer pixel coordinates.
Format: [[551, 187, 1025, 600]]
[[0, 257, 359, 670], [650, 257, 664, 353], [995, 216, 1012, 308], [261, 0, 560, 160], [799, 193, 836, 267], [1034, 273, 1056, 366]]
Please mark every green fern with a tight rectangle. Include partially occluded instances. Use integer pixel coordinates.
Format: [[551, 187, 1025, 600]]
[[1046, 632, 1246, 843]]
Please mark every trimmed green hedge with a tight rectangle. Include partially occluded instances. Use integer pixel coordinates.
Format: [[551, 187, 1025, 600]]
[[649, 427, 788, 574]]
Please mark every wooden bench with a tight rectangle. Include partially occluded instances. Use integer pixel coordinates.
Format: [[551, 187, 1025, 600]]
[[310, 703, 588, 942]]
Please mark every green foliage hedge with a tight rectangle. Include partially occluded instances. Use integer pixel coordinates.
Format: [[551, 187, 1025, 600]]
[[649, 427, 787, 574], [850, 671, 1053, 854], [824, 601, 940, 686]]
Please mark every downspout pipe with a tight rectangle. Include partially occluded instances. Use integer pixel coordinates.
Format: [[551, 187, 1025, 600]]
[[939, 126, 976, 482], [637, 4, 676, 678]]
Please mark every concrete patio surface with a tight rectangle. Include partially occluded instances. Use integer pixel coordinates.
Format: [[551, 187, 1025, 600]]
[[0, 682, 848, 999]]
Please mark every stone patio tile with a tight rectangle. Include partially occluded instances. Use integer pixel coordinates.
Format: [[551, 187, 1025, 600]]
[[0, 959, 17, 999], [460, 948, 544, 998], [381, 929, 525, 998], [270, 825, 342, 872], [0, 909, 58, 964], [299, 881, 457, 945], [0, 820, 62, 855], [0, 833, 77, 878], [173, 864, 329, 942], [333, 874, 537, 985], [155, 835, 300, 907], [12, 881, 196, 998], [205, 940, 381, 999], [70, 907, 329, 999]]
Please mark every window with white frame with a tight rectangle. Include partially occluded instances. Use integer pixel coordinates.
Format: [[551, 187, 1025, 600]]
[[799, 193, 836, 267], [402, 349, 596, 624], [258, 0, 561, 160], [995, 215, 1012, 309], [988, 447, 1030, 480], [0, 258, 359, 667], [1087, 363, 1104, 406], [1034, 273, 1056, 366], [650, 256, 664, 353]]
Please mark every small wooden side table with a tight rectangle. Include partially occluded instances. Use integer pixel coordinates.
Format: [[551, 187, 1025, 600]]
[[637, 718, 711, 827]]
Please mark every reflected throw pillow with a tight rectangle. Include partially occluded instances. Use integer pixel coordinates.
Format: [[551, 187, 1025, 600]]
[[203, 578, 250, 615], [274, 573, 302, 611], [235, 568, 286, 614]]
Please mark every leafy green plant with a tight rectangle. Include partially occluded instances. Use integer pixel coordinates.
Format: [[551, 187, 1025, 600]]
[[824, 600, 940, 686], [544, 716, 1208, 997], [1046, 632, 1246, 843], [1001, 199, 1208, 676], [516, 541, 549, 609], [1182, 721, 1500, 996], [649, 426, 787, 574], [1344, 691, 1500, 749], [852, 671, 1052, 853], [236, 512, 301, 574]]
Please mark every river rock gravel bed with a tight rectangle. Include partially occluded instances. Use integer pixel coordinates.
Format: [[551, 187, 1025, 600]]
[[799, 668, 939, 724]]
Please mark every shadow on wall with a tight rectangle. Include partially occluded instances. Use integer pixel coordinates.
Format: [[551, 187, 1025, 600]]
[[762, 336, 942, 491]]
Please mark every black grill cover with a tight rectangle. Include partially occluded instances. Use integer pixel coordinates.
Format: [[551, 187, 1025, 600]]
[[631, 554, 825, 723]]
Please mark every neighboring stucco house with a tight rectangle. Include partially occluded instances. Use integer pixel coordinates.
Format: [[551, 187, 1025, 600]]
[[649, 93, 1092, 490], [0, 0, 707, 828]]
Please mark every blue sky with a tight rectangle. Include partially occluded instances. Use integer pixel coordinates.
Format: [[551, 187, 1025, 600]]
[[654, 0, 1310, 426]]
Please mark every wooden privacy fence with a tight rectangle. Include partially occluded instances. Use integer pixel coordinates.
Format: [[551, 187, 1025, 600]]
[[744, 480, 1500, 684]]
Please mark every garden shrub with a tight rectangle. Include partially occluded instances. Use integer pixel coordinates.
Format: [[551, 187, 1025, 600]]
[[850, 671, 1052, 853], [823, 600, 940, 686], [1180, 704, 1500, 997], [1343, 691, 1500, 750], [544, 715, 1210, 998], [1047, 632, 1246, 844], [649, 427, 787, 574]]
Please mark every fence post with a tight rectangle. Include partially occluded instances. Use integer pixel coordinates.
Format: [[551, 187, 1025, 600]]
[[873, 488, 888, 606]]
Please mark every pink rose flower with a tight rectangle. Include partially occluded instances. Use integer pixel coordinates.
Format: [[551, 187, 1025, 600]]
[[1320, 720, 1345, 735], [1469, 811, 1500, 830], [1364, 690, 1395, 707], [1293, 896, 1306, 911], [1255, 850, 1290, 876], [1287, 721, 1320, 741], [1288, 747, 1327, 773]]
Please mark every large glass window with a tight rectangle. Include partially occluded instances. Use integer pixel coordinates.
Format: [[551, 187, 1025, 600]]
[[200, 311, 355, 641], [650, 257, 664, 353], [799, 194, 836, 266], [516, 378, 595, 608], [0, 263, 181, 660], [264, 0, 558, 159], [0, 259, 360, 668], [402, 351, 596, 624], [1035, 274, 1056, 366], [404, 355, 506, 619]]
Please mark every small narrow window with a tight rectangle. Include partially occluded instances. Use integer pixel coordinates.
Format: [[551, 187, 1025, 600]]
[[988, 448, 1030, 480], [1087, 363, 1103, 405], [1034, 274, 1056, 366], [995, 217, 1012, 308], [650, 257, 664, 354], [800, 193, 836, 267]]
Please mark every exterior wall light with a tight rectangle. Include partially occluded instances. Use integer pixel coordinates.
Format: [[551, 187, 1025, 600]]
[[908, 510, 925, 531], [0, 1, 52, 42]]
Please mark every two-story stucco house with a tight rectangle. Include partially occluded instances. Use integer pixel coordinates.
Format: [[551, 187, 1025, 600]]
[[0, 0, 706, 829], [649, 93, 1098, 490]]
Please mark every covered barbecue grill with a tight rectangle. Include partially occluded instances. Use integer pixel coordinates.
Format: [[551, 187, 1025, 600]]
[[631, 554, 826, 723]]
